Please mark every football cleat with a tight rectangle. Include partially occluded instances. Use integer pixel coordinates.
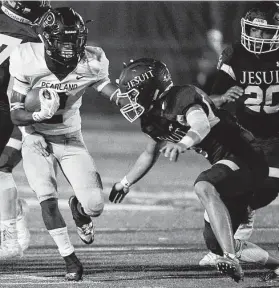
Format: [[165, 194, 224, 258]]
[[64, 252, 83, 281], [69, 196, 94, 244], [199, 251, 222, 266], [0, 245, 23, 259], [0, 220, 23, 259], [16, 198, 31, 251], [261, 270, 279, 282], [216, 253, 244, 282]]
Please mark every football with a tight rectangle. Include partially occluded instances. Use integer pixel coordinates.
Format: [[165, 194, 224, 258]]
[[24, 88, 54, 112], [24, 88, 41, 112]]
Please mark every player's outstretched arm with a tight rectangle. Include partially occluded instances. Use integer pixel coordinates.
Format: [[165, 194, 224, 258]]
[[94, 80, 123, 107], [210, 86, 244, 108], [109, 138, 163, 203]]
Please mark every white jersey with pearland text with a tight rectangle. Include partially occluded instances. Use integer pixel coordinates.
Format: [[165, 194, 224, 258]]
[[9, 42, 110, 135]]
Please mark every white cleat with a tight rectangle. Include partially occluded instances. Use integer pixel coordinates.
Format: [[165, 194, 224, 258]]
[[16, 198, 30, 252], [199, 251, 222, 266], [0, 244, 23, 259], [0, 220, 23, 260]]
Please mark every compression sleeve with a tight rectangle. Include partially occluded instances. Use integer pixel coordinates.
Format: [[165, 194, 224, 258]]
[[179, 106, 210, 148]]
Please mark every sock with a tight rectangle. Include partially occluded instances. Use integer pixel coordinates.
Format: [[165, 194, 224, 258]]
[[48, 227, 74, 257]]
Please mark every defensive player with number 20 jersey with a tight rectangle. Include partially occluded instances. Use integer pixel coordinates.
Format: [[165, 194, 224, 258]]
[[206, 3, 279, 272], [0, 0, 51, 260], [8, 7, 120, 281], [107, 58, 279, 282]]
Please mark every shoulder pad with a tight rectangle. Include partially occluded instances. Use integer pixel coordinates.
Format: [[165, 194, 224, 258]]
[[165, 85, 198, 116], [84, 46, 107, 62], [9, 42, 36, 76], [217, 45, 235, 70], [83, 46, 109, 79]]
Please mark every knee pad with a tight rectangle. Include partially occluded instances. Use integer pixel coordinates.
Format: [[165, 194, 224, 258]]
[[78, 188, 104, 217], [0, 170, 16, 191], [40, 198, 65, 230]]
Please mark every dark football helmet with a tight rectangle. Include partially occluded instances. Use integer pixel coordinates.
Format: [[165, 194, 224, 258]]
[[1, 0, 51, 25], [241, 3, 279, 54], [37, 7, 88, 64], [117, 58, 173, 123]]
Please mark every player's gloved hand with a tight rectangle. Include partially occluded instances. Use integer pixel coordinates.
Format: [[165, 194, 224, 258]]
[[32, 88, 60, 122], [160, 142, 187, 162], [109, 182, 130, 203], [221, 86, 243, 104], [22, 132, 50, 157]]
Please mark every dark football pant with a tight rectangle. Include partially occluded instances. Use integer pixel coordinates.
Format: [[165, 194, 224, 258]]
[[203, 194, 251, 256], [195, 160, 252, 198], [249, 135, 279, 210], [0, 107, 14, 156]]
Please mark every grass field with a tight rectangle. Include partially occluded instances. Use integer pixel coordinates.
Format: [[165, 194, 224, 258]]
[[2, 114, 279, 288]]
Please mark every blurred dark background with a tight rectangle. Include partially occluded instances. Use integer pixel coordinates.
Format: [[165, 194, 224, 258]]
[[51, 1, 259, 114]]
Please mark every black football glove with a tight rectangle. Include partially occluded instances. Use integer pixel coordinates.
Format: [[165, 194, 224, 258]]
[[109, 183, 129, 203]]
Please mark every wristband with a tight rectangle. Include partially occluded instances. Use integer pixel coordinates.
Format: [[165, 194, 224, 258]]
[[178, 134, 196, 149], [120, 176, 131, 188]]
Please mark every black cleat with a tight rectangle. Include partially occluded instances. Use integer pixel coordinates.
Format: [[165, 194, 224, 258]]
[[69, 196, 94, 244], [216, 254, 244, 283], [64, 252, 83, 281]]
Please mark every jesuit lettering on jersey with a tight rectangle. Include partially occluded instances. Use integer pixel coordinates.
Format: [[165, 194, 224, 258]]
[[240, 70, 279, 85], [127, 70, 154, 90], [41, 82, 78, 91]]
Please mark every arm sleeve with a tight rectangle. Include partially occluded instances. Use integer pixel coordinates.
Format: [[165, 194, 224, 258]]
[[9, 46, 31, 95], [210, 70, 237, 95], [186, 106, 211, 141], [88, 47, 110, 91], [211, 45, 237, 94], [179, 106, 210, 149]]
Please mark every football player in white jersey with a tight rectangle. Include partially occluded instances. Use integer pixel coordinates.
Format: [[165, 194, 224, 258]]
[[0, 0, 51, 260], [8, 7, 120, 281]]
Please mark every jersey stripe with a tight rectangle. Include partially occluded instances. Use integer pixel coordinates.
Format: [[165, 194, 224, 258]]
[[220, 63, 236, 80]]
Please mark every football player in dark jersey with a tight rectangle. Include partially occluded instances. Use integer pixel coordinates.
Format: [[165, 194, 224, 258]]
[[206, 2, 279, 273], [0, 0, 52, 262], [107, 58, 279, 282]]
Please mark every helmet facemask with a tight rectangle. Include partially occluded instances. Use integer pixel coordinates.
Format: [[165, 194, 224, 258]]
[[118, 88, 145, 123], [44, 28, 87, 62], [241, 11, 279, 54]]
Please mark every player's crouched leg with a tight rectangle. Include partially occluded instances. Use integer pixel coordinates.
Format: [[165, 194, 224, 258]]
[[69, 180, 104, 245]]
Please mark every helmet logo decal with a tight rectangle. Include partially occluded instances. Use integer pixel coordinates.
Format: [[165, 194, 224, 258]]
[[127, 69, 154, 90], [43, 12, 55, 27], [65, 31, 77, 34]]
